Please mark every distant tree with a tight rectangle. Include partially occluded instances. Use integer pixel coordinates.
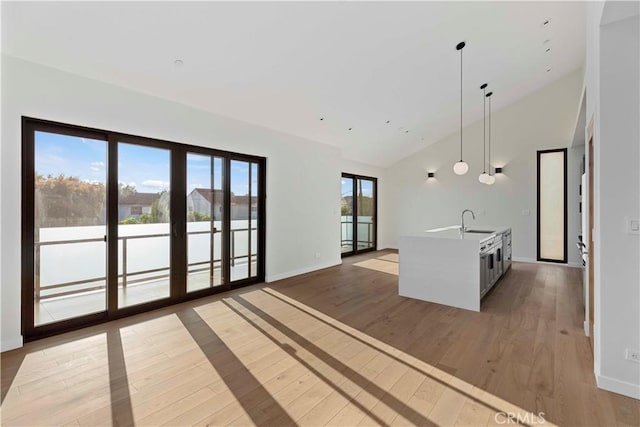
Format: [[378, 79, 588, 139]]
[[188, 211, 212, 222], [357, 195, 374, 215], [139, 214, 154, 224], [118, 182, 137, 198], [36, 174, 106, 227], [119, 217, 140, 225], [157, 191, 171, 223]]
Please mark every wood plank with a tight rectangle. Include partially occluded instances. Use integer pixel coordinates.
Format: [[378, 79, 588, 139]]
[[1, 252, 636, 427]]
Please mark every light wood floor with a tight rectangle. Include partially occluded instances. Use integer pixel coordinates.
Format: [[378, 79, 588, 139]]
[[2, 250, 639, 426]]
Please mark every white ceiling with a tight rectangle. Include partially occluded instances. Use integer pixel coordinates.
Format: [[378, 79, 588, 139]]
[[1, 1, 586, 167]]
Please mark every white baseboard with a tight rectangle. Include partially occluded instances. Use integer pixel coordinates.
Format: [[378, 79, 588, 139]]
[[584, 320, 590, 337], [597, 374, 640, 400], [1, 336, 23, 353], [512, 257, 582, 268], [266, 260, 341, 283]]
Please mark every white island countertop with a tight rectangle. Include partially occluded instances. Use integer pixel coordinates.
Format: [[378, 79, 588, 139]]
[[421, 225, 511, 243], [399, 225, 512, 312]]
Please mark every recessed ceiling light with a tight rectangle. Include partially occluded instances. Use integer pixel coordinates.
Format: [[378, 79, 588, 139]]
[[174, 59, 184, 67]]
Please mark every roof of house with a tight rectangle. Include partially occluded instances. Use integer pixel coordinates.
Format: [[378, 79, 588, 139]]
[[232, 195, 258, 205], [189, 188, 257, 205], [190, 188, 226, 203], [120, 192, 160, 206]]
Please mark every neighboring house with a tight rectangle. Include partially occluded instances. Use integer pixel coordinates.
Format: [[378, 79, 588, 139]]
[[231, 194, 258, 220], [118, 192, 160, 221], [188, 188, 257, 221], [187, 188, 224, 220]]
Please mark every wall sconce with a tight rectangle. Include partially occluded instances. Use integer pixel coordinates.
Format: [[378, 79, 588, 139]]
[[427, 172, 435, 179], [494, 167, 503, 174]]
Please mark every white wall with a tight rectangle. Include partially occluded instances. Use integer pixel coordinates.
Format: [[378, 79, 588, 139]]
[[0, 55, 349, 350], [568, 145, 585, 265], [585, 0, 640, 399], [384, 70, 583, 266]]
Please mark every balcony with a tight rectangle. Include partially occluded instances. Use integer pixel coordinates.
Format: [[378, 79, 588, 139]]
[[35, 223, 258, 325]]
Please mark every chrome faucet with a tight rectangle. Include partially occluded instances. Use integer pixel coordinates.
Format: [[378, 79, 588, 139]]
[[461, 209, 475, 231]]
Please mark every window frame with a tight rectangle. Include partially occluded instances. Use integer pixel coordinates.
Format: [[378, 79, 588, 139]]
[[536, 148, 568, 264], [22, 116, 267, 341], [341, 172, 378, 257]]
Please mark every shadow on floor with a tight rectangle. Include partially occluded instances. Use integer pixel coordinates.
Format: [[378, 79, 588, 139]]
[[224, 295, 439, 427], [175, 307, 297, 426], [106, 328, 135, 426]]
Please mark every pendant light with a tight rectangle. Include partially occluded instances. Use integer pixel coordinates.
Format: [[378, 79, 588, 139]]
[[485, 91, 496, 186], [478, 83, 490, 184], [453, 41, 469, 175]]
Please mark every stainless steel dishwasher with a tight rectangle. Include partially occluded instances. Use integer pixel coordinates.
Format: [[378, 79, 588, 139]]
[[480, 236, 503, 297]]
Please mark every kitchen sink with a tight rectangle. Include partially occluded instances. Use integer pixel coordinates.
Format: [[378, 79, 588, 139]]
[[464, 229, 495, 234]]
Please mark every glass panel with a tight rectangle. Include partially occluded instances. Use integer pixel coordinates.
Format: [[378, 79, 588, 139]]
[[186, 153, 224, 292], [341, 177, 354, 253], [34, 131, 107, 325], [539, 151, 565, 261], [250, 162, 259, 278], [118, 143, 171, 307], [356, 178, 375, 250], [230, 160, 250, 281]]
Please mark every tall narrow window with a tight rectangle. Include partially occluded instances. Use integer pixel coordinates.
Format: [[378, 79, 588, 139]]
[[537, 148, 568, 263], [341, 173, 377, 257]]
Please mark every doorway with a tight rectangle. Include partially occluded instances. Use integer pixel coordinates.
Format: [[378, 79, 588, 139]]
[[22, 117, 266, 340], [341, 173, 377, 256]]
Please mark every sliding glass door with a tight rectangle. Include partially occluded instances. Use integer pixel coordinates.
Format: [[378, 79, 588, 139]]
[[31, 129, 108, 326], [22, 117, 265, 340], [230, 159, 260, 282], [117, 143, 172, 307], [341, 173, 377, 256], [186, 153, 225, 292]]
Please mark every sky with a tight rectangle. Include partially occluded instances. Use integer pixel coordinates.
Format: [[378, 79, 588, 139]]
[[341, 177, 373, 198], [35, 131, 258, 195]]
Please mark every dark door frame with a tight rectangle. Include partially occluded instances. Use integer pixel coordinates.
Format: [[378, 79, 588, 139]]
[[536, 148, 568, 264], [341, 172, 377, 257], [22, 116, 266, 341]]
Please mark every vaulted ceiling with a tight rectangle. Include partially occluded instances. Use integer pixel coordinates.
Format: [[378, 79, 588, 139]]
[[2, 1, 585, 166]]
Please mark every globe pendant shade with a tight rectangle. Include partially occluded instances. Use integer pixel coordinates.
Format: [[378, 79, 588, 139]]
[[453, 161, 469, 175], [486, 175, 496, 185], [479, 173, 490, 183]]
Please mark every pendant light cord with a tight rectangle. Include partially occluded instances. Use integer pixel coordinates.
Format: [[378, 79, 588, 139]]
[[460, 47, 463, 161], [483, 86, 486, 173], [488, 95, 491, 175]]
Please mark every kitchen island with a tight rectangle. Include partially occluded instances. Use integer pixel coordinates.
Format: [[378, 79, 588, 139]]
[[398, 226, 511, 311]]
